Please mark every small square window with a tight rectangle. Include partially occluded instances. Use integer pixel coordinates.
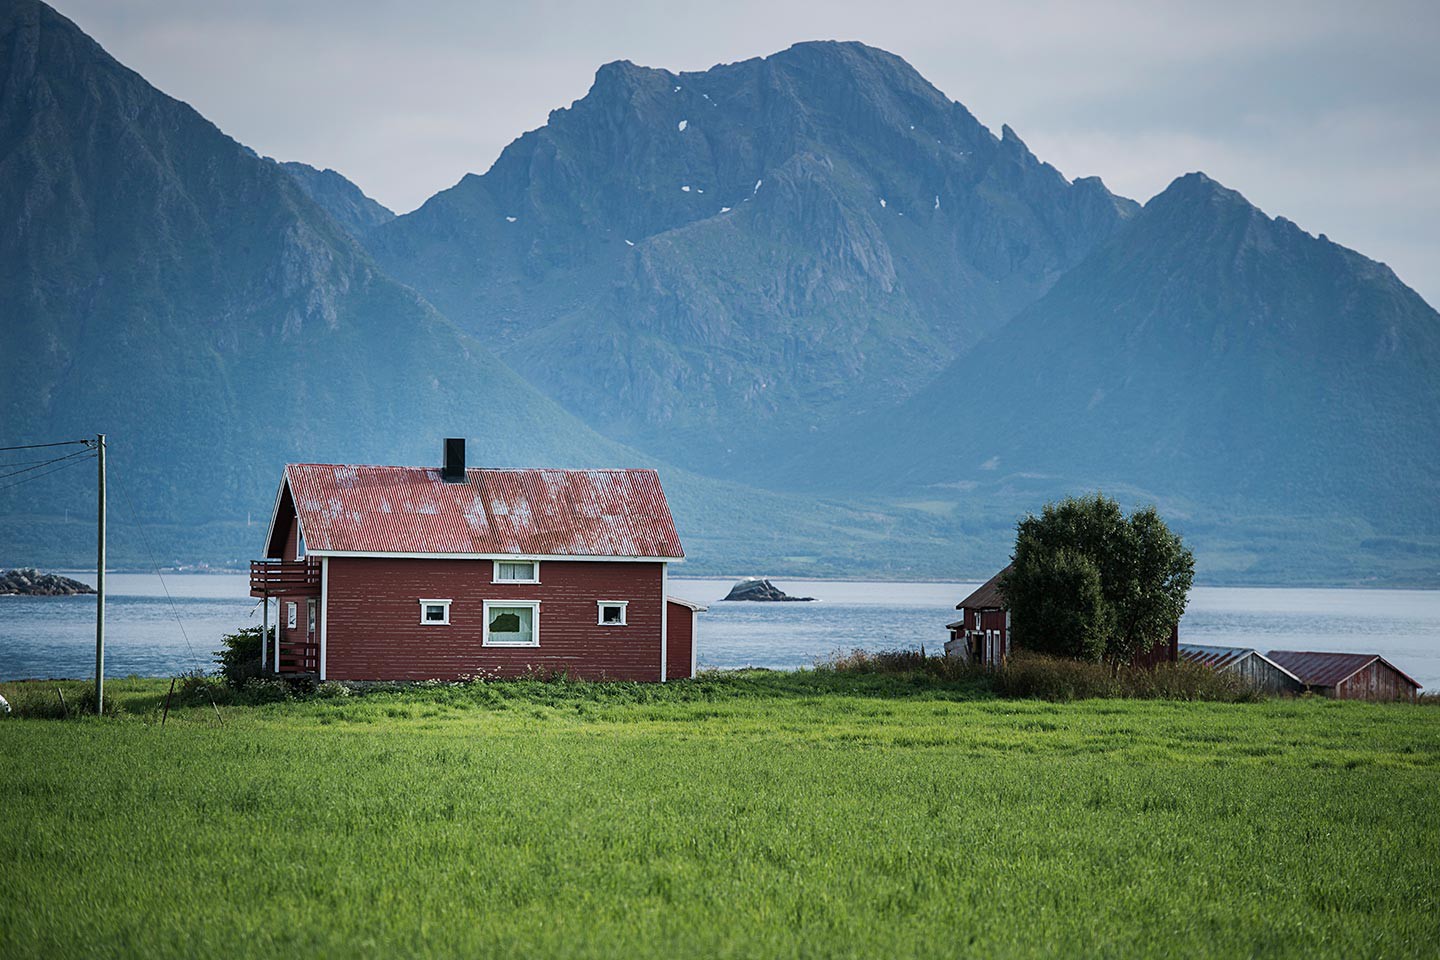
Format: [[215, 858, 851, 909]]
[[597, 601, 628, 626], [419, 599, 452, 625], [494, 560, 539, 583]]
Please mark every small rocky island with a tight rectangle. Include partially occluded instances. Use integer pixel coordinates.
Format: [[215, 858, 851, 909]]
[[721, 577, 815, 602], [0, 568, 96, 596]]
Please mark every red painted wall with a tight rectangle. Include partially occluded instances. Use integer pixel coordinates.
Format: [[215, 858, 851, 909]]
[[323, 558, 665, 681], [666, 602, 695, 680], [1132, 623, 1180, 670], [1333, 661, 1418, 701]]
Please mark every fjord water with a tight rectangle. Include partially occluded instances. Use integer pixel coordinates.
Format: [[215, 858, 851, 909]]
[[2, 575, 1437, 689]]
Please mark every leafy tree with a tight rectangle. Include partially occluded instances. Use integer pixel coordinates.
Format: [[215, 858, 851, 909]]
[[1002, 493, 1194, 665]]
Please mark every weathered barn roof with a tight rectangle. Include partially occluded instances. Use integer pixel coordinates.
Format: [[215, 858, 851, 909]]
[[1267, 650, 1421, 690], [1181, 643, 1301, 679], [956, 564, 1011, 611], [280, 463, 684, 559]]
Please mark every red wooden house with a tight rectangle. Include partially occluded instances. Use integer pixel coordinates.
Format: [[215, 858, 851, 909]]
[[249, 439, 702, 682]]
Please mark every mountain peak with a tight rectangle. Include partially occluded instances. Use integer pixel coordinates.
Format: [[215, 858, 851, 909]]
[[1150, 171, 1251, 210]]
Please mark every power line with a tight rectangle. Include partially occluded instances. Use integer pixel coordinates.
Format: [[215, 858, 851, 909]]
[[0, 439, 93, 452], [0, 452, 96, 492], [0, 447, 96, 481], [0, 454, 93, 466]]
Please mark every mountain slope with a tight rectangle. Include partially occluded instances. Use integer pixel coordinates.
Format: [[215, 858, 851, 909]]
[[0, 1, 988, 577], [279, 160, 395, 236], [818, 173, 1440, 538], [0, 1, 638, 543], [368, 42, 1136, 473]]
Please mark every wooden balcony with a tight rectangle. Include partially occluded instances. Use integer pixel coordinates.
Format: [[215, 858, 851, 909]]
[[249, 557, 321, 597]]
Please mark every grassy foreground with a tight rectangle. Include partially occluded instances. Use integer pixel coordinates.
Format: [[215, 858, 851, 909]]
[[2, 673, 1438, 959]]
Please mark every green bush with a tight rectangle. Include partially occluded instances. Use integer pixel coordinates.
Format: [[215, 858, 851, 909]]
[[214, 626, 263, 686], [174, 671, 237, 707]]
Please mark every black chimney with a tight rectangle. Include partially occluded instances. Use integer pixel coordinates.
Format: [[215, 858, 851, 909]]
[[442, 438, 466, 483]]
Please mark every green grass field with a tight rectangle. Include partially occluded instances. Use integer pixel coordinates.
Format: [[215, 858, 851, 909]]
[[2, 673, 1438, 959]]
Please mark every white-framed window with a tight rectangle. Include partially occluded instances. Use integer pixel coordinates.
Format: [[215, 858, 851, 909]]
[[483, 600, 539, 647], [597, 601, 628, 626], [307, 599, 317, 635], [974, 610, 982, 629], [419, 599, 452, 625], [493, 559, 539, 583], [286, 601, 297, 629]]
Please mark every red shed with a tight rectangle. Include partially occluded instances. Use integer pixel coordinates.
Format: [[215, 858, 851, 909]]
[[1266, 651, 1421, 701], [249, 439, 699, 682]]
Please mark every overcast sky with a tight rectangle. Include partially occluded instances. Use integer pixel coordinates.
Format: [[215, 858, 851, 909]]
[[56, 0, 1440, 304]]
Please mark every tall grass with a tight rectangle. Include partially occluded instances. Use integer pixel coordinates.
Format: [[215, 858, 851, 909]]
[[0, 677, 1436, 959], [816, 648, 1262, 702]]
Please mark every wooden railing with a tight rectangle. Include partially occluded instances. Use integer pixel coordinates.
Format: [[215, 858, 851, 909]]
[[249, 557, 322, 597], [276, 640, 320, 675]]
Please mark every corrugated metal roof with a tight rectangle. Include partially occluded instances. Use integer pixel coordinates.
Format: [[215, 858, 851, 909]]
[[284, 463, 684, 559], [956, 564, 1011, 611], [1179, 643, 1255, 670], [1267, 650, 1421, 690], [1181, 644, 1303, 682]]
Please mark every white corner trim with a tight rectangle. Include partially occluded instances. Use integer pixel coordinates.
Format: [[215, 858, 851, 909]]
[[492, 558, 541, 583], [660, 562, 668, 682], [319, 556, 329, 681], [596, 600, 629, 625], [482, 599, 541, 647], [419, 598, 453, 625], [691, 609, 698, 679]]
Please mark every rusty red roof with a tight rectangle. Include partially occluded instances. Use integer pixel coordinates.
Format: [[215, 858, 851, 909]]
[[282, 463, 683, 559], [1267, 650, 1421, 690], [956, 565, 1011, 611]]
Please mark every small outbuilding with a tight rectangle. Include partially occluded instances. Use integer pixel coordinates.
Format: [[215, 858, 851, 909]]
[[1179, 643, 1304, 694], [946, 566, 1011, 667], [1266, 651, 1421, 701]]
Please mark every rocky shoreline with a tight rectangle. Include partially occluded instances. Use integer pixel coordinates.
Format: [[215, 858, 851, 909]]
[[0, 568, 96, 596]]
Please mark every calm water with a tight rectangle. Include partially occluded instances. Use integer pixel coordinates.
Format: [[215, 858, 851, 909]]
[[2, 574, 1438, 689]]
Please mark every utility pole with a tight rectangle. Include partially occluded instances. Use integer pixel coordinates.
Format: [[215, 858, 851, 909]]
[[95, 433, 105, 715]]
